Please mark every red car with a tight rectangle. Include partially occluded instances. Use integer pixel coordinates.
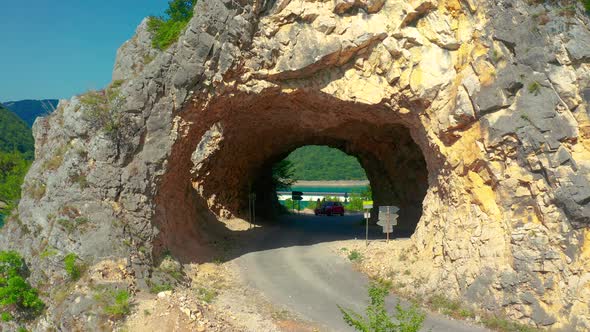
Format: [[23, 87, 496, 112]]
[[314, 201, 345, 216]]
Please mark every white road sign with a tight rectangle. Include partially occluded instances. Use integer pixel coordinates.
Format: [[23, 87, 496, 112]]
[[377, 215, 398, 226], [364, 212, 371, 219], [382, 225, 394, 233], [378, 206, 400, 215]]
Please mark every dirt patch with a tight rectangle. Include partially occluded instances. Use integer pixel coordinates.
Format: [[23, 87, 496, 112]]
[[125, 257, 322, 332]]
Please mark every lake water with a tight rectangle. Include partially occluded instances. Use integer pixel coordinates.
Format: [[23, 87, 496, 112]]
[[279, 185, 369, 209], [287, 185, 367, 193]]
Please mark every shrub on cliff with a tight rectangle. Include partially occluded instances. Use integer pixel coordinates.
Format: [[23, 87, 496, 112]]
[[0, 251, 44, 321], [339, 280, 425, 332], [148, 0, 197, 50], [79, 83, 125, 138]]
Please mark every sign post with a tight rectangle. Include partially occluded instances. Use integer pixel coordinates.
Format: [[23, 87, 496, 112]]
[[363, 201, 373, 247], [378, 206, 399, 243], [248, 192, 257, 229], [292, 191, 303, 214]]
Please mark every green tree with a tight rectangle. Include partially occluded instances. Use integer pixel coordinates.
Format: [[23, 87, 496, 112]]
[[148, 0, 197, 50], [0, 251, 44, 321], [165, 0, 196, 21], [0, 151, 31, 218], [272, 160, 296, 191], [338, 281, 425, 332]]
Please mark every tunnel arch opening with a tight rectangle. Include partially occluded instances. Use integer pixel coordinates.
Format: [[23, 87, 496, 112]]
[[249, 138, 428, 234], [153, 91, 438, 260]]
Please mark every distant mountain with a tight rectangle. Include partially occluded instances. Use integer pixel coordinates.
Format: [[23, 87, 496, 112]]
[[3, 99, 58, 127], [0, 105, 34, 159], [286, 146, 368, 181]]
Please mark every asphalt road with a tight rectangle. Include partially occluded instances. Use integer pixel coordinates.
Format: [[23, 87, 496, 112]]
[[235, 213, 490, 332]]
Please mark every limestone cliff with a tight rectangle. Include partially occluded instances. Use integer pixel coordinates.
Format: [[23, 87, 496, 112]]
[[2, 0, 590, 330]]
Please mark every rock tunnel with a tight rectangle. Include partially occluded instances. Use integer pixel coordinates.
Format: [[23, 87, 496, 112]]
[[154, 90, 435, 257]]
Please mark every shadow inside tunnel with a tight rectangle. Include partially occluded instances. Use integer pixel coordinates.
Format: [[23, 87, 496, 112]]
[[185, 212, 414, 265]]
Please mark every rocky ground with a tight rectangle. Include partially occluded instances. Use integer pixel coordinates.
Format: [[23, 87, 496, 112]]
[[123, 259, 318, 332]]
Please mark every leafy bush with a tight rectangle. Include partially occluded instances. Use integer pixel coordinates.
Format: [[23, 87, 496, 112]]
[[148, 282, 173, 294], [0, 251, 44, 321], [105, 290, 131, 318], [196, 286, 218, 303], [80, 83, 125, 138], [63, 253, 82, 281], [348, 250, 363, 262], [339, 281, 425, 332], [94, 288, 131, 319], [147, 0, 197, 50]]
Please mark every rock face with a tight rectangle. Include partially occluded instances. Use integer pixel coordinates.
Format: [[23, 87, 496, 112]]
[[2, 0, 590, 330]]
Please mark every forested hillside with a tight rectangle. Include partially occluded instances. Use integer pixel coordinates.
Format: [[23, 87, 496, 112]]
[[0, 106, 34, 159], [3, 99, 58, 127], [0, 106, 33, 225], [286, 146, 367, 181]]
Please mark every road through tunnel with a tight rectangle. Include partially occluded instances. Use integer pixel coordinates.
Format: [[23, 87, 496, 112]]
[[154, 91, 437, 259]]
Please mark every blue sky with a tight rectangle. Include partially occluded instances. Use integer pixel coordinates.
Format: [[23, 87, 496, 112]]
[[0, 1, 168, 102]]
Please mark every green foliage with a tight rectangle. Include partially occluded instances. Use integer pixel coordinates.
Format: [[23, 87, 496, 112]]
[[196, 286, 218, 303], [147, 0, 197, 50], [63, 253, 82, 281], [0, 251, 45, 321], [348, 250, 363, 262], [1, 312, 12, 321], [338, 281, 425, 332], [94, 289, 131, 319], [346, 186, 372, 212], [148, 282, 173, 294], [286, 146, 367, 181], [0, 106, 34, 160], [0, 251, 25, 277], [583, 0, 590, 12], [0, 151, 31, 218], [272, 160, 296, 191], [283, 198, 296, 210]]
